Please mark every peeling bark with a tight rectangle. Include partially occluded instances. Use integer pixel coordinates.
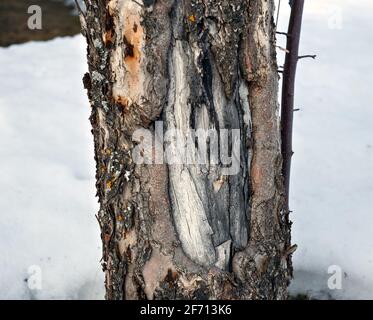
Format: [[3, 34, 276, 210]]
[[81, 0, 293, 300]]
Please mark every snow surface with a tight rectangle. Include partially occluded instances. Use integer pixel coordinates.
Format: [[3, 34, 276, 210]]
[[0, 0, 372, 299], [277, 0, 373, 299], [0, 36, 104, 299]]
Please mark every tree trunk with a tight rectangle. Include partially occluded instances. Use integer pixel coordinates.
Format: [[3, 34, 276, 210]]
[[81, 0, 293, 300]]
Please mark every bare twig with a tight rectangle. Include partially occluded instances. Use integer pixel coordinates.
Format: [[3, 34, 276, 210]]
[[298, 54, 317, 60], [276, 31, 292, 37], [280, 0, 305, 211], [276, 45, 290, 53]]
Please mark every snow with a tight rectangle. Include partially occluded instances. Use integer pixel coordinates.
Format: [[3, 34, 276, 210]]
[[0, 0, 372, 300], [276, 0, 373, 299], [0, 36, 104, 299]]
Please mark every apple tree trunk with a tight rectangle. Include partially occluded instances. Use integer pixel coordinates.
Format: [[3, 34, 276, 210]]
[[81, 0, 293, 300]]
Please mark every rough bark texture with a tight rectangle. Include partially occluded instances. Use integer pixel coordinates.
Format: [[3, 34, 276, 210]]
[[81, 0, 293, 300]]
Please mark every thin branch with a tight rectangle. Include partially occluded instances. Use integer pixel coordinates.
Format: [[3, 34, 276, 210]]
[[276, 45, 290, 53], [276, 31, 292, 37], [298, 54, 317, 60], [280, 0, 305, 211]]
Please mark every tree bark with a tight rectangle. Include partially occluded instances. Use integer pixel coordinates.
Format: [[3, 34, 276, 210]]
[[81, 0, 293, 300]]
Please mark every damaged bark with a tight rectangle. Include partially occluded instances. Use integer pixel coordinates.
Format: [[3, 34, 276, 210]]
[[81, 0, 293, 300]]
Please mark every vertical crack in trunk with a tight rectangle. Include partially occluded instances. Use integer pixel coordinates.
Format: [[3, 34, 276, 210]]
[[164, 0, 250, 271]]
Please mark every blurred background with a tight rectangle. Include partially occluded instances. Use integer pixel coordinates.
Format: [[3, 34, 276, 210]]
[[0, 1, 81, 47], [0, 0, 372, 300]]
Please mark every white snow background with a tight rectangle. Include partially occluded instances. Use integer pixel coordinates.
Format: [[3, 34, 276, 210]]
[[0, 37, 104, 299], [278, 0, 373, 299], [0, 0, 372, 299]]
